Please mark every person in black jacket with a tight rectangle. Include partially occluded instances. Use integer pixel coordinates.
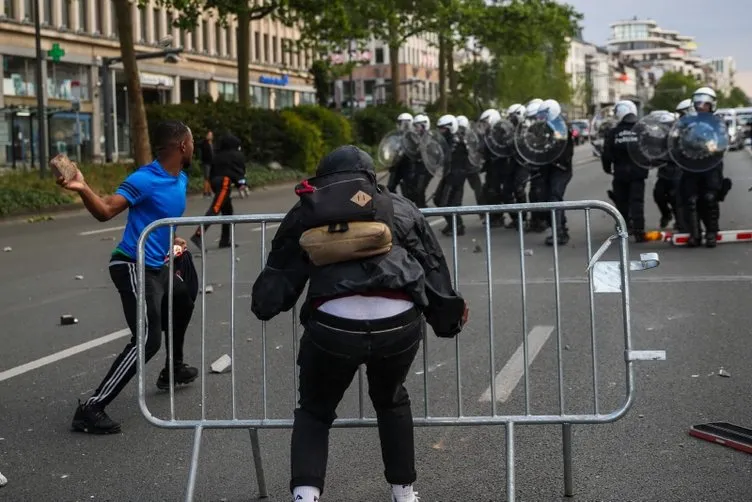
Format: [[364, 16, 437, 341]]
[[602, 100, 647, 243], [386, 113, 415, 199], [251, 145, 467, 502], [200, 130, 214, 197], [191, 133, 246, 249], [434, 114, 466, 236]]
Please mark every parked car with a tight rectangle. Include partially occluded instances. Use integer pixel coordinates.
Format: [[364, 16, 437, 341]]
[[571, 120, 590, 141]]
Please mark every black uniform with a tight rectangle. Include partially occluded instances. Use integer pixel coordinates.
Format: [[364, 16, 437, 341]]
[[435, 130, 467, 235], [193, 134, 246, 247], [602, 115, 647, 239], [251, 146, 465, 497], [678, 162, 724, 247], [542, 127, 575, 245], [411, 149, 432, 208], [387, 152, 413, 198], [501, 152, 529, 228], [653, 160, 681, 229], [480, 150, 505, 227]]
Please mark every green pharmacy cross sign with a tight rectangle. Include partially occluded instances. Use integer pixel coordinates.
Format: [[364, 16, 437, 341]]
[[47, 43, 65, 62]]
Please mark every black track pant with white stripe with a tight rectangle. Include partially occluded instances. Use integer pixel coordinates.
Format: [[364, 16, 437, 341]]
[[85, 260, 192, 408]]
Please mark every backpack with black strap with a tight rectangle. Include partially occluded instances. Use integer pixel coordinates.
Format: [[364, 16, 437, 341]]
[[295, 168, 394, 266]]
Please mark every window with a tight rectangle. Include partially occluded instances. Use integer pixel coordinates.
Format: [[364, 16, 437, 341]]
[[226, 25, 232, 56], [46, 61, 90, 100], [215, 23, 222, 55], [202, 18, 209, 53], [272, 36, 278, 63], [78, 0, 88, 31], [23, 0, 34, 22], [139, 7, 147, 42], [263, 34, 269, 62], [300, 92, 316, 105], [154, 8, 161, 42], [254, 31, 260, 61], [4, 0, 14, 20], [375, 48, 384, 64], [277, 89, 294, 108], [251, 85, 270, 108], [60, 0, 69, 27], [43, 0, 51, 24], [4, 56, 35, 96], [217, 81, 237, 102]]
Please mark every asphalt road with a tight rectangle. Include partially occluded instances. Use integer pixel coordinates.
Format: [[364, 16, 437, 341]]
[[1, 145, 751, 502]]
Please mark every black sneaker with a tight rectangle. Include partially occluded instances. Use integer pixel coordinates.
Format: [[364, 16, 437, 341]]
[[156, 363, 199, 390], [659, 216, 671, 229], [190, 234, 203, 249], [71, 401, 121, 434], [705, 232, 718, 248], [218, 242, 239, 249], [545, 233, 570, 246]]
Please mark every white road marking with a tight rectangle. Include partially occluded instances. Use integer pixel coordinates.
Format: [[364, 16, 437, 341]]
[[429, 218, 443, 227], [0, 329, 130, 383], [479, 325, 555, 403], [78, 225, 125, 236], [251, 223, 281, 232]]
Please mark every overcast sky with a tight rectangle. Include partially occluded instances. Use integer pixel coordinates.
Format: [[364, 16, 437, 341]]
[[565, 0, 752, 71]]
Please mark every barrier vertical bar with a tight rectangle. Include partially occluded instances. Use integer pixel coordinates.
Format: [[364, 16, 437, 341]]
[[260, 223, 268, 420], [453, 213, 462, 418], [584, 210, 600, 414], [485, 213, 497, 415], [168, 225, 176, 420], [516, 213, 531, 415], [562, 423, 574, 497], [200, 225, 207, 421], [249, 428, 269, 498], [550, 210, 565, 414], [230, 223, 237, 420], [506, 422, 516, 502], [185, 425, 204, 502]]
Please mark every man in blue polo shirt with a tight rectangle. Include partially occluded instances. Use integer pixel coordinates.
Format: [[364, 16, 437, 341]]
[[57, 121, 199, 434]]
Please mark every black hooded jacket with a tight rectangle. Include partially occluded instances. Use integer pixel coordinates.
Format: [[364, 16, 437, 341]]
[[602, 115, 647, 181], [210, 134, 246, 184], [250, 146, 466, 337]]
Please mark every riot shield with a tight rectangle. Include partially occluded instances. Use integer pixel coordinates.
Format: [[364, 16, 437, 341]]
[[668, 113, 729, 173], [462, 124, 485, 172], [401, 130, 421, 161], [514, 113, 569, 166], [419, 130, 449, 177], [627, 112, 674, 170], [483, 118, 516, 158], [590, 109, 616, 157], [376, 130, 405, 169]]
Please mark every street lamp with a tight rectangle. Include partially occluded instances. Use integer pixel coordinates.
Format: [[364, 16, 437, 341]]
[[32, 0, 47, 176], [101, 44, 184, 162]]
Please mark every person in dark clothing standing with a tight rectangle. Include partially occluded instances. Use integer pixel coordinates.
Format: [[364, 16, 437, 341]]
[[477, 108, 505, 227], [201, 130, 214, 197], [435, 114, 467, 236], [650, 111, 681, 229], [56, 121, 200, 434], [386, 113, 415, 198], [456, 115, 484, 206], [501, 104, 529, 229], [191, 133, 246, 249], [251, 146, 467, 502], [602, 100, 647, 243], [410, 114, 433, 208]]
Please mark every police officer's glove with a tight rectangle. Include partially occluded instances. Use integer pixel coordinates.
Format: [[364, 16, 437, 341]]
[[602, 165, 612, 175]]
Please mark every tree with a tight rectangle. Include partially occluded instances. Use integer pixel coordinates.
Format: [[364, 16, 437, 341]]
[[114, 0, 151, 166], [718, 86, 751, 108], [154, 0, 280, 107], [648, 71, 699, 112], [289, 0, 437, 105]]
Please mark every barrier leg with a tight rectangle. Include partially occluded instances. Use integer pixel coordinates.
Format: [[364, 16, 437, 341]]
[[185, 425, 204, 502], [249, 428, 269, 499], [562, 423, 574, 497], [506, 422, 516, 502]]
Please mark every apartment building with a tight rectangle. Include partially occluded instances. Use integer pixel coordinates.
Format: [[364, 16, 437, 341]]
[[0, 0, 315, 164], [706, 56, 736, 94], [330, 34, 441, 111]]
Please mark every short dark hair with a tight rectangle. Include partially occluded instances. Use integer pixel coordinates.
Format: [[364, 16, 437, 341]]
[[153, 120, 191, 156]]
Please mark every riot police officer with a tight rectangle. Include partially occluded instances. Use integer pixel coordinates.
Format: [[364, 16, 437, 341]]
[[456, 115, 483, 206], [602, 100, 647, 242], [650, 110, 681, 229], [435, 114, 466, 235], [501, 103, 529, 228], [677, 87, 725, 247], [387, 113, 415, 198], [478, 108, 505, 227], [411, 114, 433, 208], [524, 99, 549, 233]]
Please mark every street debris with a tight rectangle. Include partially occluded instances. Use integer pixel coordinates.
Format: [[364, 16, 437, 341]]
[[524, 249, 534, 256], [0, 470, 7, 487], [27, 215, 54, 223], [75, 275, 84, 280], [210, 354, 232, 374], [718, 367, 731, 378], [60, 315, 79, 325], [472, 239, 482, 253], [2, 246, 11, 252], [203, 285, 214, 294]]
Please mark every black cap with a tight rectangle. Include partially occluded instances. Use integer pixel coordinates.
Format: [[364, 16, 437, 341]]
[[315, 145, 375, 176]]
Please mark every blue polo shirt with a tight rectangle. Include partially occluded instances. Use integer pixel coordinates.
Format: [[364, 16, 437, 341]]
[[113, 160, 188, 269]]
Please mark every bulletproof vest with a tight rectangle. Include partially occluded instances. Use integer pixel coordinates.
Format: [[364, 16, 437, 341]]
[[608, 118, 645, 179], [450, 135, 469, 172]]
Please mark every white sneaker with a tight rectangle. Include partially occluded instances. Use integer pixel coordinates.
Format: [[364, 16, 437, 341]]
[[0, 470, 7, 487], [392, 492, 419, 502]]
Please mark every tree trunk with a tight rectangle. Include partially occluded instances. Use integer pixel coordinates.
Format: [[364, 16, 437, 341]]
[[237, 10, 250, 106], [447, 41, 457, 95], [113, 0, 150, 166], [387, 17, 401, 105], [438, 34, 447, 113]]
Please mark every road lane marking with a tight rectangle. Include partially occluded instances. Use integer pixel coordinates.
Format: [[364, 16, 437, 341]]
[[251, 223, 281, 232], [78, 225, 125, 236], [479, 325, 555, 403], [0, 329, 130, 383]]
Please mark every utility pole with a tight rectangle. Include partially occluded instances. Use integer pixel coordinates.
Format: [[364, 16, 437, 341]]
[[33, 0, 47, 176]]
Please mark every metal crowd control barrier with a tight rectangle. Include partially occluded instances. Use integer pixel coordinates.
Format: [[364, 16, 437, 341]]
[[136, 200, 666, 502]]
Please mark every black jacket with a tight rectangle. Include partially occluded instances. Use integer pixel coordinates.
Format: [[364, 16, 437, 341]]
[[210, 134, 246, 184], [602, 115, 647, 181], [250, 146, 466, 337], [542, 125, 575, 171], [200, 139, 214, 164]]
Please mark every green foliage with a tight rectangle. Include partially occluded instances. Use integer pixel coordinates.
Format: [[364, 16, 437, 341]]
[[291, 105, 353, 152], [648, 71, 700, 112], [280, 110, 326, 174], [718, 87, 751, 108], [425, 95, 482, 120], [351, 105, 407, 146]]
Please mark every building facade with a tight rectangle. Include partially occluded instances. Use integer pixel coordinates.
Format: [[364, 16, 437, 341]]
[[706, 56, 736, 94], [331, 34, 441, 111], [0, 0, 315, 165]]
